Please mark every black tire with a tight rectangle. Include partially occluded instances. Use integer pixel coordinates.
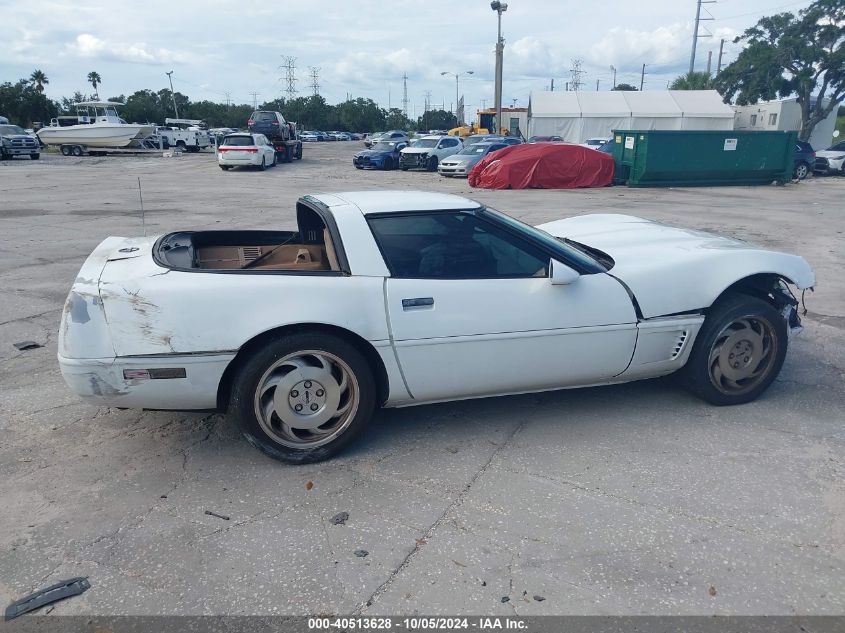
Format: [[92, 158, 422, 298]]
[[220, 165, 231, 170], [259, 156, 266, 171], [283, 144, 293, 163], [294, 144, 302, 159], [230, 332, 376, 464], [678, 293, 788, 406], [71, 145, 84, 157], [354, 163, 363, 170], [176, 141, 187, 152], [426, 156, 438, 171], [794, 161, 810, 180], [400, 165, 409, 171], [0, 149, 7, 160], [31, 153, 40, 160], [60, 146, 71, 156]]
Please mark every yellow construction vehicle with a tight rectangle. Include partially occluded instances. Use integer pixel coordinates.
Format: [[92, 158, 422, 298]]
[[447, 109, 508, 137]]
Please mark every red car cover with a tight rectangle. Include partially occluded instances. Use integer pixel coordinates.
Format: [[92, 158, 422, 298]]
[[468, 143, 614, 190]]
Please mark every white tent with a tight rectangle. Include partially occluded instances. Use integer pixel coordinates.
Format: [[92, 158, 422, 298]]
[[528, 90, 736, 141]]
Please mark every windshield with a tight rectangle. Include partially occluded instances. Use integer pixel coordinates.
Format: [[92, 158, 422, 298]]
[[223, 136, 256, 146], [480, 207, 605, 272], [0, 125, 27, 135], [411, 139, 438, 148], [457, 145, 487, 155], [371, 142, 397, 151]]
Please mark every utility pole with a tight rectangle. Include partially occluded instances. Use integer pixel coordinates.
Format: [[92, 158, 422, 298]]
[[610, 65, 617, 89], [165, 70, 179, 118], [550, 78, 554, 92], [224, 91, 231, 108], [596, 78, 600, 91], [511, 97, 518, 107], [689, 0, 716, 74], [250, 91, 260, 109], [706, 50, 712, 77], [402, 73, 409, 119], [491, 1, 508, 135], [481, 98, 487, 109], [716, 38, 725, 75], [640, 64, 647, 91], [281, 56, 297, 99], [308, 67, 320, 96]]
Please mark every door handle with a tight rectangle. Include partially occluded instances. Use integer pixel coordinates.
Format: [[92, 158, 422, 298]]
[[402, 297, 434, 310]]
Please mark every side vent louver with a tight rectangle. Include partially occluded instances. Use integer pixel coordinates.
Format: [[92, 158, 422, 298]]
[[671, 330, 689, 359], [240, 246, 262, 264]]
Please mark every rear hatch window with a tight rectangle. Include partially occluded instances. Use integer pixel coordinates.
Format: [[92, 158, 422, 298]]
[[251, 112, 276, 122], [223, 136, 255, 146]]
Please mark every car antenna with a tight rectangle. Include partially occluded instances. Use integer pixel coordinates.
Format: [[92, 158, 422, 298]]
[[137, 177, 146, 236]]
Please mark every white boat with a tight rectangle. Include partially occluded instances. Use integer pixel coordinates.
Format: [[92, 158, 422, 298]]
[[37, 101, 154, 148]]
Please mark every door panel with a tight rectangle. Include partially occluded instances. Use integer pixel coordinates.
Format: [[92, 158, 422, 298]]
[[386, 275, 637, 401]]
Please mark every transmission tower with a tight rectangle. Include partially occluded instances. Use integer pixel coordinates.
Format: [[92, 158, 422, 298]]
[[569, 59, 585, 92], [280, 56, 297, 99], [402, 73, 409, 118], [308, 67, 321, 96], [423, 90, 432, 113]]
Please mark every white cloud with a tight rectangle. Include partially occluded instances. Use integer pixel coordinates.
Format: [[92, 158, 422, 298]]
[[67, 33, 189, 65], [589, 24, 690, 67]]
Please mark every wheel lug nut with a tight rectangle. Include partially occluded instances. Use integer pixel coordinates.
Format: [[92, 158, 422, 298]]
[[304, 381, 312, 388], [290, 390, 299, 398], [316, 389, 324, 397], [310, 403, 319, 411], [294, 404, 303, 412]]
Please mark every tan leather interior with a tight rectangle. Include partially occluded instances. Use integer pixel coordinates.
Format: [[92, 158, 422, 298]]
[[196, 244, 337, 271]]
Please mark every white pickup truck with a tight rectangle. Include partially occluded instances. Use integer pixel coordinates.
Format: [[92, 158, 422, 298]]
[[156, 118, 212, 152]]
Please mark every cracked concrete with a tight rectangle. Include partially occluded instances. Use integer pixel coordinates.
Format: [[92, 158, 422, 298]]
[[0, 145, 843, 616]]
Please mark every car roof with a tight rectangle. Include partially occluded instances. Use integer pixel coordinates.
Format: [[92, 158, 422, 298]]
[[308, 190, 483, 215]]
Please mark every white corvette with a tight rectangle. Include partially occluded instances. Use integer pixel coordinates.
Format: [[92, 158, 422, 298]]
[[59, 191, 815, 463]]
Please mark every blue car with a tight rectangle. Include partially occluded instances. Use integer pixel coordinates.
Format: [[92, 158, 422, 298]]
[[353, 140, 407, 170], [793, 140, 815, 180]]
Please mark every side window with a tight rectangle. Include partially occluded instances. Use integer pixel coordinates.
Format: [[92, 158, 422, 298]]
[[368, 213, 549, 279]]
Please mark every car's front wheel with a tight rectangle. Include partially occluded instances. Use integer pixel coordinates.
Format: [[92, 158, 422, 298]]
[[231, 333, 376, 463], [679, 294, 788, 405], [794, 161, 810, 180]]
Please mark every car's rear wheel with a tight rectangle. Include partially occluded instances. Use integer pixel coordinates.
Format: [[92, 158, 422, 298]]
[[259, 156, 266, 171], [31, 153, 40, 160], [231, 333, 376, 463], [678, 294, 787, 405], [176, 141, 187, 152], [794, 161, 810, 180], [220, 165, 231, 170]]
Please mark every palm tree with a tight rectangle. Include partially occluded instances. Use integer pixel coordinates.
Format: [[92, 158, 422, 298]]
[[30, 69, 49, 93], [87, 71, 102, 99], [670, 71, 715, 90]]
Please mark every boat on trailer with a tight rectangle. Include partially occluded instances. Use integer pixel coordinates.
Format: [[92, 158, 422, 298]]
[[37, 102, 154, 153]]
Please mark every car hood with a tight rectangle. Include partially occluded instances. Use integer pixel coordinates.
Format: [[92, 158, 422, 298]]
[[442, 155, 475, 164], [401, 147, 432, 155], [356, 149, 391, 158], [537, 214, 815, 318], [2, 134, 35, 140]]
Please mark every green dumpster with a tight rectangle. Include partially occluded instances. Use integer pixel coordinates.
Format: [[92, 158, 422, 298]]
[[610, 130, 796, 187]]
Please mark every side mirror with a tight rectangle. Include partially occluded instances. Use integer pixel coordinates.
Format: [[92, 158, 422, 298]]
[[549, 259, 580, 285]]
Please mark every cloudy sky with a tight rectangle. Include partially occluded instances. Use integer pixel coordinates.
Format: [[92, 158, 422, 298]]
[[2, 0, 813, 115]]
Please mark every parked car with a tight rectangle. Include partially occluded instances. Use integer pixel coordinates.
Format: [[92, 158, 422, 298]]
[[353, 140, 407, 170], [216, 133, 277, 170], [364, 132, 385, 148], [582, 137, 611, 150], [528, 135, 564, 143], [438, 141, 509, 177], [793, 141, 815, 180], [58, 190, 815, 463], [400, 135, 463, 171], [301, 131, 319, 142], [499, 136, 523, 145], [0, 123, 40, 160], [814, 140, 845, 175], [463, 134, 502, 148]]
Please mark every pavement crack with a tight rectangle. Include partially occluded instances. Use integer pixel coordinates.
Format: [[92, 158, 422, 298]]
[[353, 397, 543, 614]]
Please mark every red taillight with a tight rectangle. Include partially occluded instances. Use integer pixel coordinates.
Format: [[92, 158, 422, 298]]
[[271, 121, 279, 125], [219, 147, 258, 152], [247, 119, 254, 126]]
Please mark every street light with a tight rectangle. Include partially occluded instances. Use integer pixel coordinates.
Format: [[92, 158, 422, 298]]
[[490, 1, 508, 135], [440, 71, 474, 126]]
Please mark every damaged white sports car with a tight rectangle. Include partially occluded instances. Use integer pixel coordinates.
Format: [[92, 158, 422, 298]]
[[60, 191, 815, 463]]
